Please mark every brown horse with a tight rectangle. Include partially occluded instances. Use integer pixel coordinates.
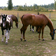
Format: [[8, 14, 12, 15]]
[[8, 15, 18, 28], [20, 14, 56, 41]]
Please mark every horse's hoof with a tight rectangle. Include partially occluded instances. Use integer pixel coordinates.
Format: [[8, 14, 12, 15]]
[[20, 38, 22, 41], [5, 42, 8, 45], [5, 37, 6, 38], [39, 39, 41, 40], [8, 39, 9, 40], [2, 41, 4, 42], [32, 31, 34, 33], [24, 40, 26, 42], [42, 39, 45, 41]]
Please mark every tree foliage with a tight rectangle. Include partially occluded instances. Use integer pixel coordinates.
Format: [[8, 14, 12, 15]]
[[54, 0, 56, 10], [13, 3, 54, 12], [8, 0, 13, 10]]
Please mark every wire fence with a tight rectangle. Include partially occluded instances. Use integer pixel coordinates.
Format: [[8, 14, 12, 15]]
[[45, 13, 56, 20], [17, 12, 56, 21]]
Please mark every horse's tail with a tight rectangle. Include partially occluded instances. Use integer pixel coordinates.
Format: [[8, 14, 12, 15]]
[[21, 15, 24, 20]]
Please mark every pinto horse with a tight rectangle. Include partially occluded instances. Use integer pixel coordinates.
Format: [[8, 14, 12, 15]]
[[1, 14, 12, 44], [8, 15, 18, 28], [20, 14, 56, 41]]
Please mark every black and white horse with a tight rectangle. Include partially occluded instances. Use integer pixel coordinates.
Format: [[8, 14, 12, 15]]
[[1, 14, 12, 44]]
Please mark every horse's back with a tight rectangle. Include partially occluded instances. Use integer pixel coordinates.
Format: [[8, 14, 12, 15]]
[[8, 15, 17, 21], [21, 14, 48, 26], [21, 14, 33, 25], [31, 14, 48, 26]]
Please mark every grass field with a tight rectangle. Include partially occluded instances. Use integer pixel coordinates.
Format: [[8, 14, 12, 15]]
[[0, 10, 56, 56]]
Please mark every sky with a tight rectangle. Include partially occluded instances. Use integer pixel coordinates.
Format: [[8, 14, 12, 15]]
[[0, 0, 54, 7]]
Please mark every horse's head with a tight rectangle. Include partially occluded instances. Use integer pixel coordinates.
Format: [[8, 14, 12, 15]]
[[2, 14, 7, 27], [50, 29, 56, 40]]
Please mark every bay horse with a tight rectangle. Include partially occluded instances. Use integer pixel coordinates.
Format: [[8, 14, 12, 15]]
[[20, 14, 56, 41], [8, 15, 18, 28], [1, 14, 12, 44]]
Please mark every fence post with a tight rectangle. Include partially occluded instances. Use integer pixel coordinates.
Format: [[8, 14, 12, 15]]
[[17, 12, 19, 19], [49, 12, 51, 19]]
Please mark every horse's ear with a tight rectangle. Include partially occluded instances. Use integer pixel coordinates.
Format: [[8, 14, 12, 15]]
[[6, 15, 7, 17], [1, 15, 3, 17], [1, 13, 3, 16]]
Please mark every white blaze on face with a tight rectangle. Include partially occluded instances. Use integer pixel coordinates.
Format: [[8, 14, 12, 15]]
[[2, 18, 6, 27], [3, 23, 5, 27], [5, 30, 9, 43]]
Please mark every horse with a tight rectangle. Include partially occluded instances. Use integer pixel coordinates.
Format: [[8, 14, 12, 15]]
[[1, 14, 12, 44], [7, 15, 18, 28], [20, 14, 56, 41]]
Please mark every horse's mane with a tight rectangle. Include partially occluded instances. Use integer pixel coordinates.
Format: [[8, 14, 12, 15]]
[[12, 15, 18, 22], [39, 14, 53, 25]]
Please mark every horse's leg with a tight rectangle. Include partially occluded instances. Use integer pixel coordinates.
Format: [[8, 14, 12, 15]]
[[23, 26, 27, 41], [36, 26, 39, 32], [8, 30, 10, 40], [30, 24, 31, 31], [8, 28, 11, 40], [5, 30, 9, 44], [32, 26, 34, 32], [41, 26, 45, 41], [20, 26, 23, 41], [38, 27, 41, 40], [20, 25, 27, 41], [39, 33, 40, 40], [2, 30, 4, 42]]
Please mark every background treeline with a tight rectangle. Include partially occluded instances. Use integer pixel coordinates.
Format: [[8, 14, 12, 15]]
[[13, 3, 54, 12], [41, 3, 54, 10], [0, 3, 54, 12]]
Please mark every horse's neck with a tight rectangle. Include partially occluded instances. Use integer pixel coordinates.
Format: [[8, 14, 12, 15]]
[[47, 21, 54, 32]]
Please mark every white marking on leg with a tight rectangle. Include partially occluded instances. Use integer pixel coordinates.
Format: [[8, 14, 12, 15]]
[[5, 30, 9, 43], [2, 35, 4, 42], [31, 29, 34, 32]]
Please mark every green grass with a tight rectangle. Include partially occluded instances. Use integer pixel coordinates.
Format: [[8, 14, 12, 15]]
[[0, 21, 56, 56]]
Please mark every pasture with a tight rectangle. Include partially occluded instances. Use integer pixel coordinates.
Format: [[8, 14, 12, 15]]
[[0, 10, 56, 56]]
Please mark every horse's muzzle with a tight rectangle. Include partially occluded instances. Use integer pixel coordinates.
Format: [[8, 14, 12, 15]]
[[52, 37, 54, 40]]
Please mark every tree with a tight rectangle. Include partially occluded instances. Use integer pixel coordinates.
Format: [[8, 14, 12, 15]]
[[33, 4, 37, 10], [8, 0, 13, 10], [18, 6, 23, 11], [54, 0, 56, 10]]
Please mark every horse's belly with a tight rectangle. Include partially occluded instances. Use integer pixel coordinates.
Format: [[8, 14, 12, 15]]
[[31, 21, 46, 26]]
